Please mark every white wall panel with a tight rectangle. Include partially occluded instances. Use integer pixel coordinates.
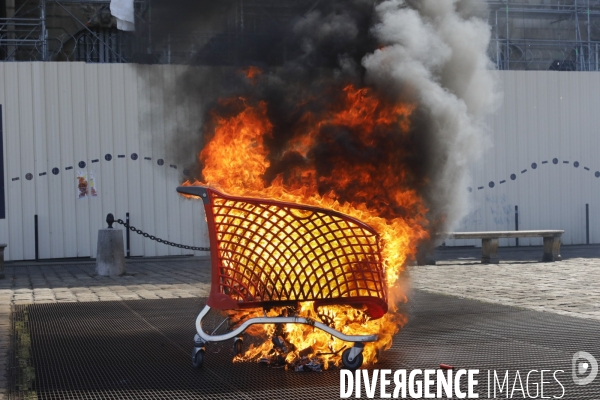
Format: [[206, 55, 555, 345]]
[[138, 65, 158, 257], [3, 63, 24, 261], [71, 62, 91, 257], [85, 64, 103, 259], [18, 63, 36, 261], [110, 64, 129, 246], [5, 65, 600, 260], [32, 63, 51, 259], [150, 66, 169, 257], [58, 63, 76, 258], [163, 66, 182, 256], [97, 64, 114, 243], [449, 71, 600, 247], [0, 62, 212, 261], [49, 63, 64, 257], [123, 64, 143, 257]]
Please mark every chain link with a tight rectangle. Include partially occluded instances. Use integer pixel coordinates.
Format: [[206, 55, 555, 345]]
[[115, 219, 210, 252]]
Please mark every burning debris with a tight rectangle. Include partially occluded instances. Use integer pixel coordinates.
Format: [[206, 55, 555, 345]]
[[238, 321, 338, 372], [255, 334, 324, 372], [164, 0, 498, 368]]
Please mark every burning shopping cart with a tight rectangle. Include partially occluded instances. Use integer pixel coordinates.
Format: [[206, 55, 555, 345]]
[[177, 185, 388, 369]]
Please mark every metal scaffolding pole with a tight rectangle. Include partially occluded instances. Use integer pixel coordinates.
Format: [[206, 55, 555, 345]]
[[39, 0, 45, 60], [488, 0, 600, 71], [506, 2, 509, 70], [588, 0, 593, 70]]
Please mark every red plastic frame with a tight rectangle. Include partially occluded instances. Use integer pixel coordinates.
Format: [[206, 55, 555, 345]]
[[192, 186, 388, 320]]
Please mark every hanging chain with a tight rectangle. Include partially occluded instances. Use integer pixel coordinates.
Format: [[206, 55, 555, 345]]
[[115, 219, 210, 252]]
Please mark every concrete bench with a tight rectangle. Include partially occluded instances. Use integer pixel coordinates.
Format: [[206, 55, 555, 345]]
[[426, 230, 564, 264]]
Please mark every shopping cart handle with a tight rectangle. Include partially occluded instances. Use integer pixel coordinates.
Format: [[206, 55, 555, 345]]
[[177, 186, 210, 204]]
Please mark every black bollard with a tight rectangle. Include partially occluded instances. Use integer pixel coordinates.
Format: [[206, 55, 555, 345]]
[[126, 212, 130, 258], [106, 213, 114, 229]]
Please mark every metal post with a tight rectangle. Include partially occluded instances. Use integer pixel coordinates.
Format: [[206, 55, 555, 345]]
[[575, 0, 582, 70], [588, 0, 592, 71], [34, 214, 39, 260], [515, 205, 519, 247], [495, 10, 500, 69], [147, 0, 152, 55], [586, 204, 590, 244], [126, 212, 130, 258], [40, 0, 46, 61], [506, 3, 509, 70]]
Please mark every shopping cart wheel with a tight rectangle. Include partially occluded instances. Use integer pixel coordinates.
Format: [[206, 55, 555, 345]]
[[342, 348, 364, 370], [192, 349, 205, 368], [233, 337, 244, 356]]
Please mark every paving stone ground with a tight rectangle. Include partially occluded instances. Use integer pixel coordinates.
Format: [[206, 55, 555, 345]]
[[1, 245, 599, 399], [409, 244, 600, 321]]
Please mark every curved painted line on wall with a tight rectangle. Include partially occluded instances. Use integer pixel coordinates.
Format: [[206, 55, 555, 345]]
[[468, 158, 599, 193], [10, 152, 192, 183], [15, 155, 599, 197]]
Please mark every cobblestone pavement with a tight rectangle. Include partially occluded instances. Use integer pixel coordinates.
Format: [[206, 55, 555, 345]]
[[409, 244, 600, 322], [1, 245, 599, 398]]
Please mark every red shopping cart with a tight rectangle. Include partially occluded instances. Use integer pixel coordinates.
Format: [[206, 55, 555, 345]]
[[177, 185, 388, 369]]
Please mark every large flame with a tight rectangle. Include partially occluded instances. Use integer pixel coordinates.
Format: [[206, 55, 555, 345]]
[[183, 74, 429, 368]]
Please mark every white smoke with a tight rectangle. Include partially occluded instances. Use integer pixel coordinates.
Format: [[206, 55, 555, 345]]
[[363, 0, 500, 231]]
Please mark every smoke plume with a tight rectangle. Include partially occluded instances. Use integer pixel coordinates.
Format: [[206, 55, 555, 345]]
[[363, 0, 499, 234], [156, 0, 498, 246]]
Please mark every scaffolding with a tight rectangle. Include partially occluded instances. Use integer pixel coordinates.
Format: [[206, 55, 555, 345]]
[[0, 0, 317, 63], [3, 0, 600, 70], [0, 0, 150, 62], [488, 0, 600, 70]]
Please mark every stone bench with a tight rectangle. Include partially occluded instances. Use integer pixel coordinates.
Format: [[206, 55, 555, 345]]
[[425, 230, 564, 264]]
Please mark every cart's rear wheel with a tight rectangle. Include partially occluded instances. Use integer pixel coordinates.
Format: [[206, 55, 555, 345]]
[[233, 338, 244, 356], [192, 350, 205, 368], [342, 348, 363, 370]]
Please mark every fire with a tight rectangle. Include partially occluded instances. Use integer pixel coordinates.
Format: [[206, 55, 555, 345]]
[[182, 77, 429, 368], [244, 66, 263, 80]]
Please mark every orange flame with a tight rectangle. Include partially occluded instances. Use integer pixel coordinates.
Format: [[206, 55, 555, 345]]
[[183, 80, 429, 368], [244, 66, 263, 80]]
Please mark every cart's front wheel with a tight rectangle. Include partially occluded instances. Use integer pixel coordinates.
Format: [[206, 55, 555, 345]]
[[233, 338, 244, 356], [192, 350, 205, 368], [342, 348, 363, 370]]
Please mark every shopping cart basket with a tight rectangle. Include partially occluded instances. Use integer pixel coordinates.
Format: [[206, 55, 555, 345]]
[[177, 185, 388, 369]]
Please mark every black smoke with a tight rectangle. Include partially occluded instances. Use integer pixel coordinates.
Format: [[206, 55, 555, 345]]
[[144, 0, 497, 246]]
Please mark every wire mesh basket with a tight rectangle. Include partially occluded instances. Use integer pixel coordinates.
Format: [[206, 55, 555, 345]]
[[177, 185, 388, 369]]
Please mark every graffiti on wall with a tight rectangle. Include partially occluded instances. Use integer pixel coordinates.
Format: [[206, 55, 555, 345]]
[[458, 194, 514, 231]]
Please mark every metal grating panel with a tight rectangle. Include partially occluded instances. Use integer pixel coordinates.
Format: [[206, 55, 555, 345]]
[[7, 291, 600, 399]]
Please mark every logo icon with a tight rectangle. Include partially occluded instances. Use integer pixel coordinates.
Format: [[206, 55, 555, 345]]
[[572, 351, 598, 385]]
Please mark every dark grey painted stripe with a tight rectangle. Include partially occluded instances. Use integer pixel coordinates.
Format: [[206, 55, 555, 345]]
[[0, 105, 4, 218]]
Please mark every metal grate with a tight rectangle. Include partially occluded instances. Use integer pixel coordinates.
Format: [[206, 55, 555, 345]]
[[7, 290, 600, 399]]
